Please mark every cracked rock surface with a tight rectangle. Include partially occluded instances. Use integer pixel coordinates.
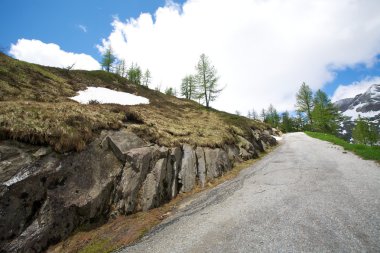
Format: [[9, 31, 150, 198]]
[[0, 128, 277, 252], [120, 133, 380, 253]]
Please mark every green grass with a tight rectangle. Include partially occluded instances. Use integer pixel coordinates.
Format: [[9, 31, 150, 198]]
[[305, 131, 380, 161]]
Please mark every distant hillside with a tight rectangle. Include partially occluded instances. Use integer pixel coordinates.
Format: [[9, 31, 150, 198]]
[[0, 53, 272, 152], [334, 83, 380, 141]]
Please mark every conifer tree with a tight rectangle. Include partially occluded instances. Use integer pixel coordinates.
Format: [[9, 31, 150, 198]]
[[142, 69, 151, 87], [101, 47, 116, 72], [195, 54, 223, 108], [181, 75, 197, 99], [296, 82, 314, 125], [280, 111, 294, 132], [127, 63, 142, 85], [353, 116, 379, 145], [311, 89, 341, 134]]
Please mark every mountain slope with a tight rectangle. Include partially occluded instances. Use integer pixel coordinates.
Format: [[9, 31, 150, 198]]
[[0, 53, 280, 252], [0, 53, 272, 152], [334, 83, 380, 140]]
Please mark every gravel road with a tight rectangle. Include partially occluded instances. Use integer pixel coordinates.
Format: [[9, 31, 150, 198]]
[[120, 132, 380, 252]]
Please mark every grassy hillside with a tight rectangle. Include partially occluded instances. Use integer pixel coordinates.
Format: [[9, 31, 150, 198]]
[[0, 53, 271, 152], [305, 131, 380, 161]]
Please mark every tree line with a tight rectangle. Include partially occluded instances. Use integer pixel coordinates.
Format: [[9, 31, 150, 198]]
[[101, 47, 152, 87], [101, 47, 377, 145], [255, 82, 378, 146], [101, 48, 223, 108]]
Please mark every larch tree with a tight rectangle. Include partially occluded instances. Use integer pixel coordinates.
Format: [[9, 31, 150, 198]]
[[353, 116, 379, 146], [264, 104, 280, 128], [280, 111, 294, 133], [251, 108, 258, 120], [260, 109, 267, 122], [165, 87, 177, 96], [311, 89, 341, 134], [180, 75, 197, 99], [195, 54, 223, 108], [296, 82, 314, 125], [115, 59, 127, 77], [142, 69, 151, 87], [127, 63, 142, 85], [101, 47, 116, 72], [247, 110, 252, 119]]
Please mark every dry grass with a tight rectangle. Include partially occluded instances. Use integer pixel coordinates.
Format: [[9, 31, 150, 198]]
[[0, 101, 125, 152], [0, 52, 271, 152]]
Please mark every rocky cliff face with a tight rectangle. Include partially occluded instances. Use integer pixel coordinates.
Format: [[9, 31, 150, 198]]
[[334, 84, 380, 141], [0, 127, 278, 252]]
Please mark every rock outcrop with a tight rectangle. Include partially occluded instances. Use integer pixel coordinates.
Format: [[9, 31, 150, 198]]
[[0, 127, 278, 252]]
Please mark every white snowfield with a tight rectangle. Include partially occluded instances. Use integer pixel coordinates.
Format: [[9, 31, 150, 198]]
[[70, 87, 150, 105], [342, 104, 379, 120]]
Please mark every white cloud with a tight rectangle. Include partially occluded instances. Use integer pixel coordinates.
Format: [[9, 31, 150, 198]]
[[98, 0, 380, 113], [10, 39, 100, 70], [332, 76, 380, 102], [78, 24, 87, 33]]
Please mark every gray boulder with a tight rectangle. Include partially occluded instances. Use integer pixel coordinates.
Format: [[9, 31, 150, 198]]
[[105, 130, 146, 163], [237, 136, 258, 159], [204, 148, 232, 180], [141, 158, 167, 211], [116, 146, 160, 214], [225, 145, 241, 165]]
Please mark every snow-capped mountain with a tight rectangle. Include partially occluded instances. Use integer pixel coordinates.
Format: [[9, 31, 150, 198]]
[[334, 83, 380, 141]]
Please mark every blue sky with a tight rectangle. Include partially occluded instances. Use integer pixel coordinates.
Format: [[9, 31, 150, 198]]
[[1, 0, 184, 59], [1, 0, 380, 113], [325, 59, 380, 97]]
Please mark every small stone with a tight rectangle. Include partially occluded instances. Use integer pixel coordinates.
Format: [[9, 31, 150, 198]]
[[32, 147, 52, 158]]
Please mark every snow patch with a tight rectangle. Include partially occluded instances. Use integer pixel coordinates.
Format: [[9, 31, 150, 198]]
[[343, 105, 379, 120], [70, 87, 149, 105]]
